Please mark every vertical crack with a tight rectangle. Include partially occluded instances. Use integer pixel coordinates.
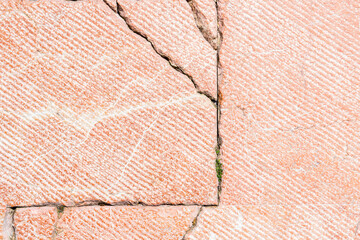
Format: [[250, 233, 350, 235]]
[[181, 206, 203, 240], [215, 0, 224, 204], [3, 208, 16, 240]]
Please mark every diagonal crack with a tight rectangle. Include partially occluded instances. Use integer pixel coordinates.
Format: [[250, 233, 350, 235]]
[[102, 0, 216, 104], [181, 206, 203, 240], [104, 0, 222, 204], [186, 0, 217, 50]]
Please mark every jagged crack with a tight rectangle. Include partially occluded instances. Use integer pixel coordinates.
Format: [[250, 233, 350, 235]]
[[181, 206, 203, 240], [186, 0, 217, 50], [101, 0, 216, 103]]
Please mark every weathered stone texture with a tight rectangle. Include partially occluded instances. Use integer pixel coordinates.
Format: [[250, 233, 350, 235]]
[[55, 206, 199, 240], [219, 0, 360, 206], [186, 0, 360, 238], [14, 207, 57, 240], [185, 205, 360, 239], [0, 0, 217, 208], [117, 0, 217, 98]]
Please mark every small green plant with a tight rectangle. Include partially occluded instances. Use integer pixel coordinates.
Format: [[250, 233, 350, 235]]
[[216, 158, 223, 182], [215, 148, 220, 156], [215, 146, 223, 182]]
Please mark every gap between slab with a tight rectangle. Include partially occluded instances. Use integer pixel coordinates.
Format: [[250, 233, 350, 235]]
[[2, 3, 224, 237]]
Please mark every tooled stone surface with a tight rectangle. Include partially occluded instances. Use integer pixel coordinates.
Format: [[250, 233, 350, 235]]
[[0, 205, 6, 239], [14, 207, 57, 240], [219, 0, 360, 207], [187, 0, 218, 49], [103, 0, 117, 11], [55, 206, 200, 240], [116, 0, 217, 98], [0, 0, 217, 207], [185, 205, 360, 239], [186, 0, 360, 238]]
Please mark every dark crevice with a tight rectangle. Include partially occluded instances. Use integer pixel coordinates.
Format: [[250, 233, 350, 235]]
[[215, 0, 224, 204], [181, 206, 203, 240], [104, 0, 117, 12], [9, 201, 217, 209], [102, 0, 116, 12], [105, 1, 216, 104], [186, 0, 217, 50]]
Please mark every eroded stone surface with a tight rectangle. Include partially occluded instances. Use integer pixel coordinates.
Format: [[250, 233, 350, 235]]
[[0, 0, 217, 207], [219, 0, 360, 205], [187, 0, 218, 49], [14, 207, 57, 240], [186, 205, 360, 239], [117, 0, 217, 98], [55, 206, 199, 240]]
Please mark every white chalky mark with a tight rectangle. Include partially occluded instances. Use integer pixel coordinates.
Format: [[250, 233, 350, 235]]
[[236, 214, 244, 231], [209, 232, 218, 240]]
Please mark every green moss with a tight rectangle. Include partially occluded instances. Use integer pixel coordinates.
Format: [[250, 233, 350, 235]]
[[215, 148, 220, 156], [57, 206, 65, 215], [216, 158, 223, 182], [215, 146, 223, 183]]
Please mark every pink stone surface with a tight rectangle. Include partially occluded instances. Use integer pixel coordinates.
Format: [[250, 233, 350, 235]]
[[187, 0, 218, 49], [0, 0, 217, 207], [14, 207, 57, 240], [1, 0, 360, 238], [103, 0, 117, 11], [183, 0, 360, 237], [186, 205, 360, 239], [117, 0, 217, 98], [55, 206, 200, 240], [0, 205, 5, 239], [219, 0, 360, 206]]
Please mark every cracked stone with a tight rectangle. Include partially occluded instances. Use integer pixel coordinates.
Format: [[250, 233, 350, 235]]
[[54, 206, 199, 240], [0, 0, 217, 207], [200, 0, 360, 237], [13, 207, 57, 240], [187, 0, 218, 49], [185, 205, 360, 239], [116, 0, 217, 98], [103, 0, 117, 11]]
